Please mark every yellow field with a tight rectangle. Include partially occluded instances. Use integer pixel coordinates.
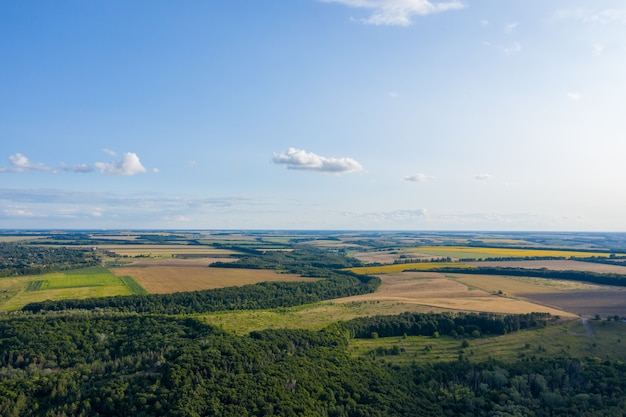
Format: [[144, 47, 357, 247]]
[[407, 246, 623, 259], [346, 262, 472, 275], [111, 266, 317, 294]]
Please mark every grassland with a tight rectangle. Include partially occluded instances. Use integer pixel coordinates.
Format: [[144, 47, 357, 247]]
[[0, 267, 146, 311], [407, 246, 624, 260], [347, 318, 626, 364]]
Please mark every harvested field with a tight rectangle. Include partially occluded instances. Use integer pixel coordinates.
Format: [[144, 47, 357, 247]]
[[469, 259, 626, 274], [334, 272, 574, 316], [111, 266, 316, 294], [450, 273, 605, 294]]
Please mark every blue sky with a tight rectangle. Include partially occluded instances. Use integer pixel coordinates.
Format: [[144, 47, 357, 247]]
[[1, 1, 626, 230]]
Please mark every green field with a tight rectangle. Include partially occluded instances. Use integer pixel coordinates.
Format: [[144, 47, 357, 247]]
[[347, 318, 626, 364], [0, 267, 146, 311]]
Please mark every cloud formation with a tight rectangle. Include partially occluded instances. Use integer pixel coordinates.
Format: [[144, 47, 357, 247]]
[[567, 92, 582, 101], [0, 153, 56, 174], [474, 173, 492, 180], [95, 152, 148, 176], [403, 173, 432, 183], [320, 0, 465, 26], [273, 148, 364, 174]]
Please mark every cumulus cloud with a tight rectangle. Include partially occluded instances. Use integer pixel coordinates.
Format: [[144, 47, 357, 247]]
[[319, 0, 465, 26], [475, 173, 492, 180], [95, 152, 148, 176], [403, 173, 432, 183], [0, 153, 56, 174], [272, 148, 364, 174]]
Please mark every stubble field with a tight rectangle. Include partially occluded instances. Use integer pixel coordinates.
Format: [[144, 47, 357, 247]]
[[110, 265, 317, 294]]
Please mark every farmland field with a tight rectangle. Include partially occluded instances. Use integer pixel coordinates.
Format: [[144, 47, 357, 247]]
[[334, 272, 575, 317], [110, 266, 318, 294], [470, 259, 626, 274], [407, 246, 624, 260], [99, 244, 238, 259], [523, 291, 626, 317], [0, 267, 145, 311]]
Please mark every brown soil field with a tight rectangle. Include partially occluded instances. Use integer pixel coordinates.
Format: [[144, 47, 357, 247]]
[[522, 291, 626, 317], [110, 266, 315, 294], [469, 260, 626, 274], [334, 272, 574, 316]]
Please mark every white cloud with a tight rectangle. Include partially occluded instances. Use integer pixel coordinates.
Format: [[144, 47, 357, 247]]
[[273, 147, 364, 174], [403, 173, 432, 183], [504, 22, 518, 34], [474, 173, 491, 180], [0, 153, 56, 174], [556, 8, 626, 24], [103, 148, 117, 156], [567, 92, 582, 101], [95, 152, 148, 176], [503, 42, 522, 55], [480, 19, 489, 26], [319, 0, 465, 26], [388, 91, 399, 98]]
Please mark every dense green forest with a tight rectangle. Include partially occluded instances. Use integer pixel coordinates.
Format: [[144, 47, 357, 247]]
[[1, 313, 626, 416], [0, 243, 98, 277]]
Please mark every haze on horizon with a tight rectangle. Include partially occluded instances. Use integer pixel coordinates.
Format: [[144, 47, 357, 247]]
[[1, 1, 625, 231]]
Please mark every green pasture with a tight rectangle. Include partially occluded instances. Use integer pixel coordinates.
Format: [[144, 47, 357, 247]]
[[347, 318, 626, 364], [0, 267, 146, 311]]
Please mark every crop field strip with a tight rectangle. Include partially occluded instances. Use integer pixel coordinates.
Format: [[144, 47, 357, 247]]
[[110, 266, 319, 294]]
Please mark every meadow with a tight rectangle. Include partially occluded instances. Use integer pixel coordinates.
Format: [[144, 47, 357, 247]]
[[347, 318, 626, 364]]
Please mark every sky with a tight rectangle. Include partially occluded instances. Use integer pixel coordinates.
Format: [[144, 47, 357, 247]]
[[1, 1, 626, 231]]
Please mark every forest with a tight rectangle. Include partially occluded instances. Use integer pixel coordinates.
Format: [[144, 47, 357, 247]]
[[2, 314, 626, 416]]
